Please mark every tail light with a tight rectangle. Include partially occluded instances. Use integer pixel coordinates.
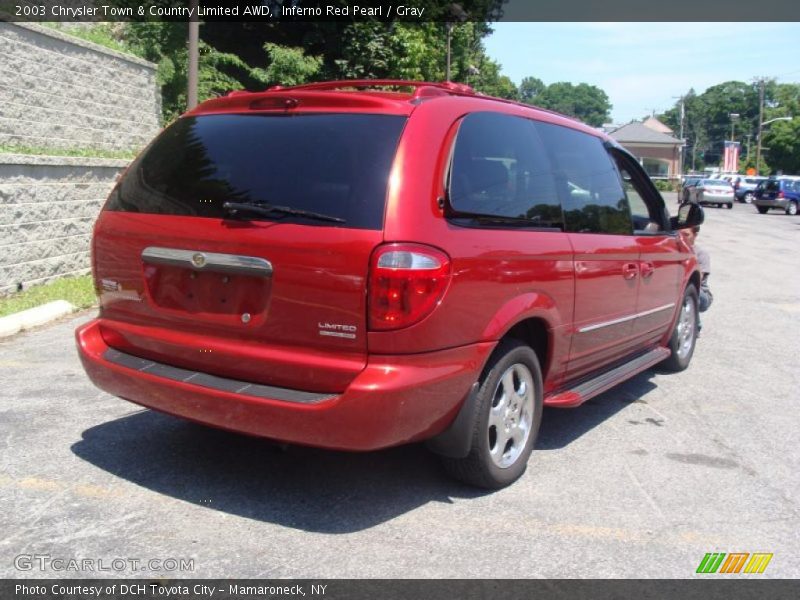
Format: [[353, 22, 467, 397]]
[[368, 243, 451, 331], [778, 191, 785, 198]]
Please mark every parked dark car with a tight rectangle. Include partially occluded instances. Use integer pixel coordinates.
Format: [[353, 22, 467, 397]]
[[733, 175, 767, 203], [681, 176, 702, 203], [753, 178, 800, 215], [75, 79, 705, 489]]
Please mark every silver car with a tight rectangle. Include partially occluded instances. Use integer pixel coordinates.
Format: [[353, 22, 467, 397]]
[[687, 179, 734, 209]]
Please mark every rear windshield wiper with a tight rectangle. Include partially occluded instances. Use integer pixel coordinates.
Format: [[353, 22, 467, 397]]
[[223, 201, 346, 224]]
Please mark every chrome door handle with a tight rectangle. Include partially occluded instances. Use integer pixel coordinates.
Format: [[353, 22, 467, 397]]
[[622, 263, 639, 280]]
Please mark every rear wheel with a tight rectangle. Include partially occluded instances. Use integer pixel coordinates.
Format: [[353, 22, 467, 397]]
[[786, 201, 798, 216], [440, 339, 543, 489], [661, 286, 698, 372], [757, 206, 770, 214], [743, 191, 754, 204], [726, 203, 733, 209]]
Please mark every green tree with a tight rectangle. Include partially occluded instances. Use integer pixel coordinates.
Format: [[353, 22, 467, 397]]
[[762, 119, 800, 174], [253, 43, 322, 87], [658, 80, 800, 172], [107, 1, 510, 121], [518, 77, 545, 104], [535, 82, 611, 126]]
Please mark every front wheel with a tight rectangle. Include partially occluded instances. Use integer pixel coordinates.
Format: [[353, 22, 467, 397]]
[[726, 203, 733, 209], [757, 206, 770, 214], [440, 340, 543, 489], [661, 286, 699, 372], [786, 201, 798, 216], [743, 192, 754, 204]]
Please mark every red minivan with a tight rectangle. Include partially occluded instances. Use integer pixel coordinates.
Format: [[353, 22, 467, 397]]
[[76, 80, 703, 488]]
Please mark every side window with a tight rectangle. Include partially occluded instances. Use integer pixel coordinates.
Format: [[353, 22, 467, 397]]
[[534, 121, 633, 235], [612, 152, 668, 234], [448, 112, 563, 228]]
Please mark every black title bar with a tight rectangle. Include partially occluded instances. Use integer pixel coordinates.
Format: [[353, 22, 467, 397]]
[[1, 0, 799, 22], [4, 579, 800, 600]]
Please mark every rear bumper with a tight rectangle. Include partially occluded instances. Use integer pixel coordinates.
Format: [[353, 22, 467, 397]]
[[754, 198, 788, 209], [76, 319, 495, 451], [698, 193, 733, 204]]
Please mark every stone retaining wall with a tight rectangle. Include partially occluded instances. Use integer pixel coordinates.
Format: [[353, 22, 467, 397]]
[[0, 23, 160, 294], [0, 22, 160, 152], [0, 155, 128, 295]]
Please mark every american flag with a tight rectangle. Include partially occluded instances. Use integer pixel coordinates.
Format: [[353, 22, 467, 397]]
[[723, 141, 740, 172]]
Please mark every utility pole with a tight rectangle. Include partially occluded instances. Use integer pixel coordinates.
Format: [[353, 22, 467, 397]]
[[187, 0, 199, 110], [445, 4, 467, 82], [445, 22, 453, 81], [678, 97, 685, 176], [755, 77, 766, 175]]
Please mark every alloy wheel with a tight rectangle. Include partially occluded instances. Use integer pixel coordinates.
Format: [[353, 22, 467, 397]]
[[487, 363, 534, 468], [675, 296, 696, 360]]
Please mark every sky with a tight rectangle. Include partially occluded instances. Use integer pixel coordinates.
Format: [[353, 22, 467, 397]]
[[484, 22, 800, 124]]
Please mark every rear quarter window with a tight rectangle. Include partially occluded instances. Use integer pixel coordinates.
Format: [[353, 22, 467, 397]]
[[447, 112, 563, 228], [106, 113, 407, 229]]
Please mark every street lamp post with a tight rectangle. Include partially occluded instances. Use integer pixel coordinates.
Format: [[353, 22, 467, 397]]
[[756, 117, 793, 174], [729, 113, 739, 142]]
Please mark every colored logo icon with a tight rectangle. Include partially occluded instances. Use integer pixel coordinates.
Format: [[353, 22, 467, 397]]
[[696, 552, 773, 574]]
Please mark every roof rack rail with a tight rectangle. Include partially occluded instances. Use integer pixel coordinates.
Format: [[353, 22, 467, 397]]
[[267, 79, 475, 97]]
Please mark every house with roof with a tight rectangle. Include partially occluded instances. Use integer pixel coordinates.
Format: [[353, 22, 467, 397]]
[[606, 117, 683, 179]]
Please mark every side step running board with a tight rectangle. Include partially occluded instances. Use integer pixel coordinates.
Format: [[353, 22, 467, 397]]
[[544, 347, 670, 408]]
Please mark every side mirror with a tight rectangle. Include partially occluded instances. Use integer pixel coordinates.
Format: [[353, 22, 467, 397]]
[[670, 202, 704, 230]]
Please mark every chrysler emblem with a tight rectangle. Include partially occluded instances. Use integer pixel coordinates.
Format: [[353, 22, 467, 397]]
[[191, 252, 207, 268]]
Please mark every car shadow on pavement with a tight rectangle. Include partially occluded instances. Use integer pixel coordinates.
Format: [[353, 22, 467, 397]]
[[71, 410, 488, 534], [537, 369, 658, 450], [71, 369, 658, 532]]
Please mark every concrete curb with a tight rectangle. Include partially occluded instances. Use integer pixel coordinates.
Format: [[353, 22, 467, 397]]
[[0, 300, 76, 338]]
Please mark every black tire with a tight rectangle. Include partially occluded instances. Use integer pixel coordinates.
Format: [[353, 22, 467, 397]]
[[726, 203, 733, 209], [661, 286, 699, 372], [743, 192, 754, 204], [440, 339, 543, 489], [786, 201, 798, 216], [757, 206, 769, 214]]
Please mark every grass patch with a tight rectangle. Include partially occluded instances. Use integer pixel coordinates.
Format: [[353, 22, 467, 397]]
[[41, 23, 137, 57], [0, 275, 96, 318], [0, 144, 137, 160]]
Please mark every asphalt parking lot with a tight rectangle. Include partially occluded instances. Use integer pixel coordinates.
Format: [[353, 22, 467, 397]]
[[1, 200, 798, 579]]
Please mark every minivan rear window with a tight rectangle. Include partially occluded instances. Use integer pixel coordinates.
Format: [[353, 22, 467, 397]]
[[106, 113, 407, 229]]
